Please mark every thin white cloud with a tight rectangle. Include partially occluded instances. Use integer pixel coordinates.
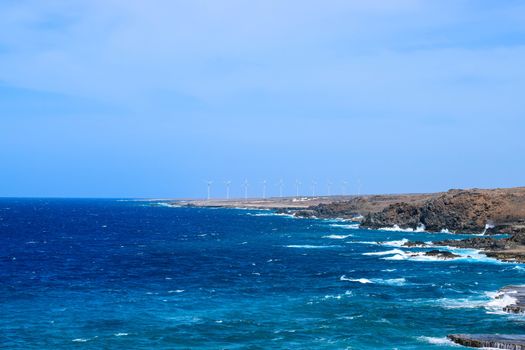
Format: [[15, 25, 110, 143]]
[[0, 0, 524, 122]]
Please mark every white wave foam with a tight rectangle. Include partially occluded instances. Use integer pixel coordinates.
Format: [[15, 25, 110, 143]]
[[339, 275, 406, 286], [349, 239, 409, 247], [378, 224, 425, 232], [415, 224, 426, 232], [436, 289, 519, 313], [381, 250, 461, 262], [72, 338, 89, 342], [382, 238, 409, 247], [340, 275, 373, 284], [324, 290, 353, 299], [436, 297, 487, 309], [376, 278, 406, 286], [363, 249, 405, 256], [247, 212, 294, 218], [322, 234, 353, 239], [481, 222, 495, 235], [156, 202, 176, 208], [329, 223, 359, 229], [485, 290, 518, 311], [285, 245, 341, 249], [114, 333, 128, 337], [379, 247, 498, 263], [417, 336, 459, 346]]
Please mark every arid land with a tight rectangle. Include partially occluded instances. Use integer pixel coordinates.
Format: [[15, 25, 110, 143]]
[[175, 187, 525, 262]]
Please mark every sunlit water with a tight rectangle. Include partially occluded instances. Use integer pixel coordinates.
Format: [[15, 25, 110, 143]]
[[1, 199, 524, 349]]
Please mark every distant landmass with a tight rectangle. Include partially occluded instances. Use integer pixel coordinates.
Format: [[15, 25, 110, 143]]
[[178, 187, 525, 262]]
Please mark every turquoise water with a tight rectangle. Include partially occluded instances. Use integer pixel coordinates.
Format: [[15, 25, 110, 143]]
[[1, 199, 524, 349]]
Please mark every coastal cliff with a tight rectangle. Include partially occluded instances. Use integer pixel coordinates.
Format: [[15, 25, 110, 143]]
[[362, 190, 501, 233], [361, 188, 525, 233], [296, 187, 525, 234]]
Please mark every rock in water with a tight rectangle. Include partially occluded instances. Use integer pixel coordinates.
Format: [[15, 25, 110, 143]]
[[423, 250, 460, 259], [448, 334, 525, 349], [448, 286, 525, 348]]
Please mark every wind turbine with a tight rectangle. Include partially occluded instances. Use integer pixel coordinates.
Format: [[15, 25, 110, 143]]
[[295, 179, 301, 197], [342, 180, 348, 196], [206, 180, 213, 200], [327, 180, 333, 196], [224, 180, 231, 200], [278, 179, 284, 198], [243, 179, 249, 200], [262, 180, 267, 199], [311, 180, 317, 197]]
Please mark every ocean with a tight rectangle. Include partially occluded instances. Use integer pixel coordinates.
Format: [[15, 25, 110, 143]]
[[1, 199, 524, 349]]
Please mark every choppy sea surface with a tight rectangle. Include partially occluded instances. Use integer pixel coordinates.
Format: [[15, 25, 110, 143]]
[[1, 199, 525, 349]]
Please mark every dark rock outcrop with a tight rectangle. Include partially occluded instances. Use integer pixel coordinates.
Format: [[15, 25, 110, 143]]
[[362, 190, 502, 233], [402, 241, 427, 247], [448, 334, 525, 349], [423, 250, 460, 259], [448, 286, 525, 348], [290, 188, 525, 236], [435, 229, 525, 262], [435, 237, 508, 250], [362, 202, 422, 230]]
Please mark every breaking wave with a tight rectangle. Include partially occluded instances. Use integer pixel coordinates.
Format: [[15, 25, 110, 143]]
[[378, 224, 426, 232], [417, 336, 459, 346], [322, 234, 353, 239], [329, 223, 360, 229], [340, 275, 407, 286], [285, 245, 342, 249]]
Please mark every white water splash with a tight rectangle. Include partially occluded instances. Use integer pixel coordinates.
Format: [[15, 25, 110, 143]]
[[377, 224, 425, 232], [340, 275, 407, 286], [329, 223, 360, 230], [322, 234, 353, 239], [285, 245, 342, 249], [363, 249, 405, 256], [417, 336, 459, 346]]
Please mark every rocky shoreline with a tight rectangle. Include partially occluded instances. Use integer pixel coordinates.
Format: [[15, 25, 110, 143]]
[[293, 187, 525, 234], [180, 187, 525, 347], [448, 286, 525, 348], [448, 334, 525, 349], [288, 187, 525, 262], [180, 187, 525, 263]]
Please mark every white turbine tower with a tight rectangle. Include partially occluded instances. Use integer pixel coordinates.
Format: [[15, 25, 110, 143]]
[[342, 180, 348, 196], [327, 180, 333, 196], [206, 180, 213, 200], [278, 179, 284, 198], [224, 180, 231, 200], [262, 180, 267, 199], [295, 180, 301, 197], [311, 180, 317, 197], [243, 179, 249, 200]]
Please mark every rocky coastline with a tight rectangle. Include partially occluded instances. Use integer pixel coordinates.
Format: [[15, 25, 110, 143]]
[[289, 187, 525, 262], [182, 187, 525, 347], [448, 286, 525, 348]]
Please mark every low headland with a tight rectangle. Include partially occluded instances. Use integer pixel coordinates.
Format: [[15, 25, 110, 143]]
[[177, 186, 525, 263]]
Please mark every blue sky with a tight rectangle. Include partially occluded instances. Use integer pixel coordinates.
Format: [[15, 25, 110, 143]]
[[1, 0, 524, 198]]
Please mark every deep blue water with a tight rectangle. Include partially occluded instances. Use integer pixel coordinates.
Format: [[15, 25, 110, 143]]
[[1, 199, 525, 349]]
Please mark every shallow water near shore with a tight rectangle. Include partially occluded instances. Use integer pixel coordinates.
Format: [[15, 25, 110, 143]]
[[1, 199, 524, 349]]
